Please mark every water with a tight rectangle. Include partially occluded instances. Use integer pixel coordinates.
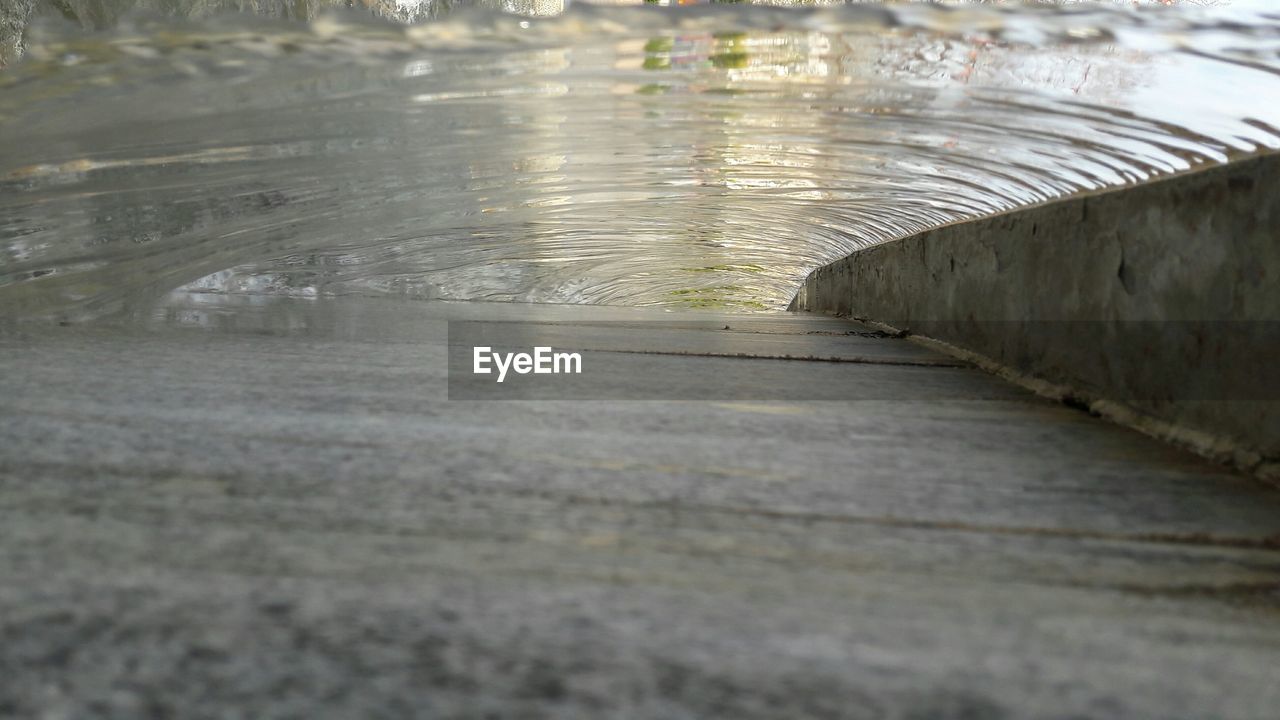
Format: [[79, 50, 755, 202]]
[[1, 0, 1278, 321]]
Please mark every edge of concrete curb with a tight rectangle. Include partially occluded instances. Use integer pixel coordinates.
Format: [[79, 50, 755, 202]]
[[791, 151, 1280, 484]]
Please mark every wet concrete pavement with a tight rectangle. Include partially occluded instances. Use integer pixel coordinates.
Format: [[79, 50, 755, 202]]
[[1, 294, 1278, 718]]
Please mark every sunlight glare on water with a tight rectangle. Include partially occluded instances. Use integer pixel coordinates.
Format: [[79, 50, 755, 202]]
[[1, 0, 1278, 319]]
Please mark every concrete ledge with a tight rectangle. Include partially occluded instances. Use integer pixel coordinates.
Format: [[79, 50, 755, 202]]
[[791, 152, 1280, 478], [0, 0, 32, 69]]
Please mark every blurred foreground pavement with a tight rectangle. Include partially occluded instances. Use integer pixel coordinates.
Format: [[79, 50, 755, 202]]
[[1, 295, 1278, 718]]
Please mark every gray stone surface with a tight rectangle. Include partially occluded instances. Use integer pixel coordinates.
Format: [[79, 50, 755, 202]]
[[2, 294, 1280, 718], [791, 152, 1280, 474], [0, 0, 33, 68]]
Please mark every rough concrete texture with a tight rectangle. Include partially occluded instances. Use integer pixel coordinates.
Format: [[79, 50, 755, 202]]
[[3, 294, 1280, 718], [791, 152, 1280, 474], [0, 0, 34, 68]]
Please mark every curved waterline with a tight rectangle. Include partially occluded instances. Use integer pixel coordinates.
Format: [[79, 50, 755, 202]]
[[1, 1, 1278, 319]]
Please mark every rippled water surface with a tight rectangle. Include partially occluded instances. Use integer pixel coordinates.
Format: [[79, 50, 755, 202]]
[[2, 1, 1278, 319]]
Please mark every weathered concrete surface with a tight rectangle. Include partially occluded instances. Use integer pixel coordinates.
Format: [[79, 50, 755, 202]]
[[2, 294, 1280, 718], [791, 152, 1280, 476], [0, 0, 33, 68]]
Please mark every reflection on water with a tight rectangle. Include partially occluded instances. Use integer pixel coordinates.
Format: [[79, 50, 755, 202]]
[[1, 1, 1278, 320]]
